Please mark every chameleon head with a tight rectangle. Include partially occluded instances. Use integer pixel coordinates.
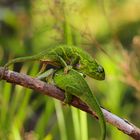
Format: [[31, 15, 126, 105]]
[[76, 59, 105, 80], [94, 65, 105, 80]]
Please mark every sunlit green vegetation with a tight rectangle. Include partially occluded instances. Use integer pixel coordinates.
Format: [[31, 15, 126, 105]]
[[0, 0, 140, 139]]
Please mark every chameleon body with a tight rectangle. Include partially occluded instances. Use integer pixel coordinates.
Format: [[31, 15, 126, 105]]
[[53, 68, 106, 140], [3, 45, 105, 80]]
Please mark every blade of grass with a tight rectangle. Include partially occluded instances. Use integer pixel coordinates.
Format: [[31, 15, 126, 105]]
[[80, 110, 88, 140], [0, 62, 39, 139], [63, 0, 73, 45], [54, 99, 68, 140], [12, 62, 39, 132], [71, 107, 81, 140], [35, 98, 55, 140]]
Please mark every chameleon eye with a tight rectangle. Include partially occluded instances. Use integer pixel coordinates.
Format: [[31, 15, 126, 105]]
[[97, 65, 104, 73]]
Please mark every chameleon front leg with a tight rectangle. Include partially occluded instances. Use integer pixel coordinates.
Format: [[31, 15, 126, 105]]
[[57, 55, 72, 74], [64, 85, 82, 104], [70, 55, 87, 78], [71, 54, 87, 78], [63, 92, 73, 104], [70, 54, 81, 66]]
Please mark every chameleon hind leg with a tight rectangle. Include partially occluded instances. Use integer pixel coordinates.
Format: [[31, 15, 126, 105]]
[[37, 62, 47, 76], [37, 61, 58, 75], [37, 60, 60, 77], [37, 68, 55, 84]]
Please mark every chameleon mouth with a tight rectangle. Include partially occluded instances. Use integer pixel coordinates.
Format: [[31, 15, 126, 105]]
[[94, 74, 105, 80], [96, 65, 105, 80], [100, 73, 105, 80], [97, 70, 105, 80], [92, 71, 105, 80], [88, 72, 105, 80]]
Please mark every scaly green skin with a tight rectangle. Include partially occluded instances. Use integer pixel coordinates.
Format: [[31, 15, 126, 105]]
[[53, 69, 106, 140], [3, 45, 105, 80]]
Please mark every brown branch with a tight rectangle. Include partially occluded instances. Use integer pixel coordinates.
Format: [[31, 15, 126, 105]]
[[0, 67, 140, 140]]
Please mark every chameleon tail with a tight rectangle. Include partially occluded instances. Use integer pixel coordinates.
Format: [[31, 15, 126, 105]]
[[4, 55, 38, 68], [4, 50, 48, 68], [82, 93, 106, 140], [0, 50, 48, 80]]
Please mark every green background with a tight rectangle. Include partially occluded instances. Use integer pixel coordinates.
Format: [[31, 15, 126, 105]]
[[0, 0, 140, 140]]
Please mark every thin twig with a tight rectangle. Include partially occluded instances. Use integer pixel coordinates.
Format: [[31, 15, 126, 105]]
[[0, 67, 140, 140]]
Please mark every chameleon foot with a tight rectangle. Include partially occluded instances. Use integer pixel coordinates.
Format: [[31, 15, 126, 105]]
[[63, 92, 73, 105]]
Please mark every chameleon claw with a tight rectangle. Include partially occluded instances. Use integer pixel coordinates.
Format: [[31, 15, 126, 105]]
[[63, 93, 73, 105], [64, 65, 72, 74]]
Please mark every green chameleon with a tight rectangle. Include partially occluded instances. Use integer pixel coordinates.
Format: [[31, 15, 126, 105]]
[[2, 45, 105, 80], [2, 44, 106, 139], [53, 68, 106, 140]]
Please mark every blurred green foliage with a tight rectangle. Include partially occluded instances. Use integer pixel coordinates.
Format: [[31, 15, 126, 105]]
[[1, 0, 140, 140]]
